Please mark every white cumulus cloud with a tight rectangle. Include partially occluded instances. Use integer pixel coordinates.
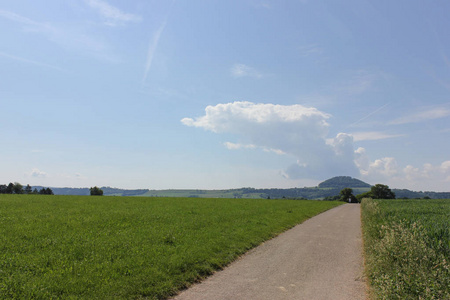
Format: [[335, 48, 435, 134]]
[[364, 157, 399, 178], [182, 101, 360, 179], [29, 168, 47, 178], [182, 101, 450, 189], [355, 150, 450, 191]]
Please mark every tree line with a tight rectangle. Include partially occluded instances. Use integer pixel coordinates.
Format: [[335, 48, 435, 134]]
[[339, 184, 396, 203], [0, 182, 54, 195]]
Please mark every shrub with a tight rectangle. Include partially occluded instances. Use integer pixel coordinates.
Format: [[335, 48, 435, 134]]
[[90, 186, 103, 196]]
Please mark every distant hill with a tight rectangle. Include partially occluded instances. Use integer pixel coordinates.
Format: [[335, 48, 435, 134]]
[[32, 186, 90, 196], [31, 176, 450, 200], [318, 176, 371, 189], [32, 186, 149, 197], [392, 189, 450, 199]]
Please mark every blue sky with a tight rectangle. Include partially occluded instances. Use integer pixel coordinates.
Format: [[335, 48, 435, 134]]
[[1, 0, 450, 191]]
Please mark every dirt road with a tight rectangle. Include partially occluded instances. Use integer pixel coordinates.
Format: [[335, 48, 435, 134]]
[[174, 204, 366, 300]]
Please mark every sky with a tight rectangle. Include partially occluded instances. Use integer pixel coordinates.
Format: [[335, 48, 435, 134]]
[[1, 0, 450, 191]]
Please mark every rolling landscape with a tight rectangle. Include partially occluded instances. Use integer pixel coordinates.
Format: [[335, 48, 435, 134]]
[[1, 189, 448, 299], [2, 1, 450, 299], [1, 177, 449, 299], [31, 176, 450, 200]]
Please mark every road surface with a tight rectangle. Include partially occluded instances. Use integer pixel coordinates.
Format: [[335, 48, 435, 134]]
[[174, 204, 366, 300]]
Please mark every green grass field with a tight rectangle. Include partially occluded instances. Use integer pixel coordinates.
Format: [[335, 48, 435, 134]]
[[0, 195, 341, 299], [361, 199, 449, 299]]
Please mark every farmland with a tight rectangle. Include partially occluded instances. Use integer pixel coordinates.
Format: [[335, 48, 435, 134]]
[[361, 199, 449, 299], [0, 195, 341, 299]]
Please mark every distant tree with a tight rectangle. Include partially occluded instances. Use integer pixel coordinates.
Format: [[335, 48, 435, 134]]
[[32, 188, 39, 194], [0, 184, 7, 194], [356, 191, 373, 202], [13, 182, 24, 194], [6, 183, 14, 194], [323, 195, 340, 201], [25, 184, 33, 194], [339, 188, 358, 203], [371, 184, 396, 199], [90, 186, 103, 196], [36, 187, 54, 195]]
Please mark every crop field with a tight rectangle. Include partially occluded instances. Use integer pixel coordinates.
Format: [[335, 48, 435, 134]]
[[0, 195, 341, 299], [361, 199, 449, 299]]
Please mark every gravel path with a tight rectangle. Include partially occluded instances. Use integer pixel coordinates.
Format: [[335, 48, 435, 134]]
[[174, 204, 366, 300]]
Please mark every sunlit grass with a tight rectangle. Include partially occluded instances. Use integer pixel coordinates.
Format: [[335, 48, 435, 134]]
[[361, 199, 449, 299], [0, 195, 341, 299]]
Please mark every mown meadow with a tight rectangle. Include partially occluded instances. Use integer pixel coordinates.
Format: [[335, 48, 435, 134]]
[[0, 195, 342, 299], [361, 198, 449, 299]]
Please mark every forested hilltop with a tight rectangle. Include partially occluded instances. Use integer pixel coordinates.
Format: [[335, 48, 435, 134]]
[[22, 176, 450, 199], [318, 176, 371, 188]]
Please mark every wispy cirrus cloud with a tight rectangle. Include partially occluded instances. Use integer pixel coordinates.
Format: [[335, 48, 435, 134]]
[[0, 51, 65, 72], [390, 107, 450, 125], [350, 131, 404, 142], [141, 1, 175, 84], [142, 21, 167, 83], [347, 103, 390, 128], [224, 142, 256, 150], [298, 44, 324, 57], [338, 70, 380, 95], [84, 0, 142, 26], [252, 1, 272, 9], [0, 9, 55, 33], [224, 142, 285, 155], [231, 64, 264, 79], [0, 9, 118, 61]]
